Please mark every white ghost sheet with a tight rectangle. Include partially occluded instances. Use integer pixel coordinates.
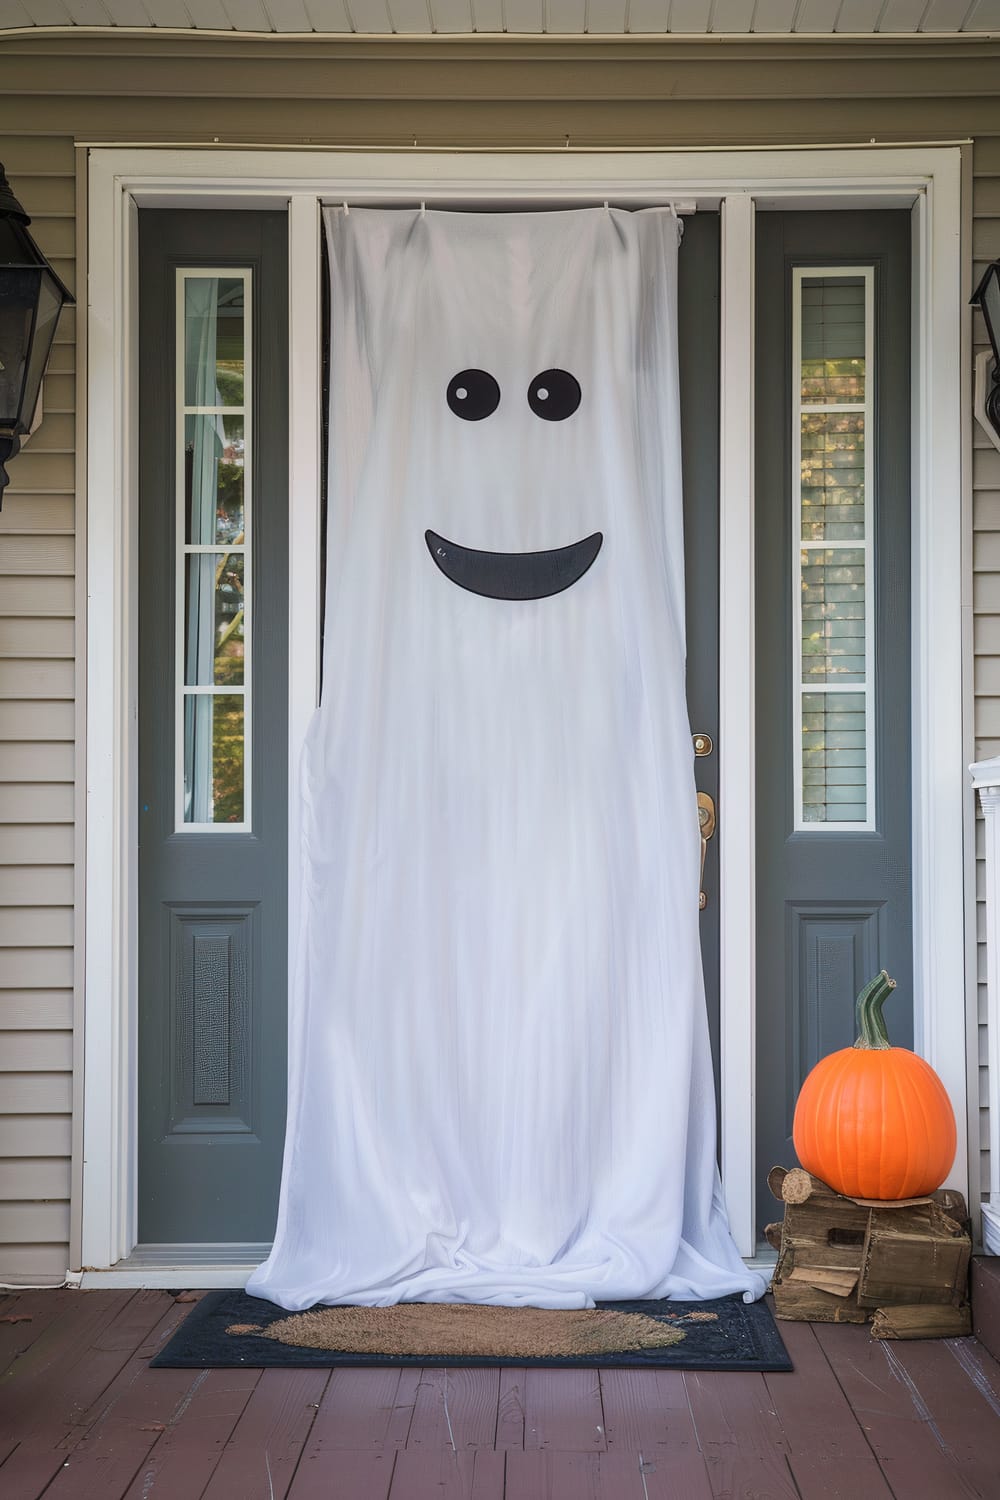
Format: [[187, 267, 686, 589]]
[[246, 205, 765, 1311]]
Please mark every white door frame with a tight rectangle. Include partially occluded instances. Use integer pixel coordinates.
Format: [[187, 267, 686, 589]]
[[81, 145, 966, 1283]]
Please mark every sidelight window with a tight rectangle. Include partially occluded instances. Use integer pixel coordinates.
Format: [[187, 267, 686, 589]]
[[175, 270, 251, 829], [793, 268, 875, 831]]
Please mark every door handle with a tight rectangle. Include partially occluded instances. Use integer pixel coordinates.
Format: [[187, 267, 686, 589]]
[[698, 791, 716, 911]]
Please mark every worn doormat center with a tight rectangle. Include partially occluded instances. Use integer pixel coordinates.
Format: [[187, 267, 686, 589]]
[[152, 1289, 791, 1371]]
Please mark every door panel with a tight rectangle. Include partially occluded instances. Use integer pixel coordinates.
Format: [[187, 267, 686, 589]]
[[138, 210, 289, 1243], [755, 211, 912, 1230]]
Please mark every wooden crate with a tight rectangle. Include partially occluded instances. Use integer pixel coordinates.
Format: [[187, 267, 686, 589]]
[[859, 1204, 970, 1309], [768, 1166, 972, 1338]]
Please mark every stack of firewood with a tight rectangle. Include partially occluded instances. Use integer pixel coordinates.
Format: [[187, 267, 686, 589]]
[[767, 1166, 972, 1338]]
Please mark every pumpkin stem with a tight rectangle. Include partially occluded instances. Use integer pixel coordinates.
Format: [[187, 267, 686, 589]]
[[853, 970, 896, 1050]]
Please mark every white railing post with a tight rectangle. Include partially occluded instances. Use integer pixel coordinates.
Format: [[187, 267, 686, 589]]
[[971, 755, 1000, 1253]]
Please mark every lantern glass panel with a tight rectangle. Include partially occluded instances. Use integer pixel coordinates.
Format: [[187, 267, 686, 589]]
[[19, 269, 62, 432], [980, 265, 1000, 363], [0, 266, 39, 426]]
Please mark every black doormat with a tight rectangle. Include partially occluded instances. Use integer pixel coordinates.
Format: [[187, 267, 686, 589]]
[[151, 1288, 791, 1372]]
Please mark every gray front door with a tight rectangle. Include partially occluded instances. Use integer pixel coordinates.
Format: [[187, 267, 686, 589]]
[[755, 211, 913, 1229], [133, 206, 722, 1246], [137, 210, 289, 1243], [137, 207, 902, 1247]]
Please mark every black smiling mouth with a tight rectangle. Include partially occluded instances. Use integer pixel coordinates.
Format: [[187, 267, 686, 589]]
[[425, 529, 603, 601]]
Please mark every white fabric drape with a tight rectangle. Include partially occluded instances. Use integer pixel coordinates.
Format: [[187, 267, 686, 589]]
[[247, 205, 765, 1311]]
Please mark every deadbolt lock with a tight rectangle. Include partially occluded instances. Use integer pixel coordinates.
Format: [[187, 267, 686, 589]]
[[698, 790, 717, 911]]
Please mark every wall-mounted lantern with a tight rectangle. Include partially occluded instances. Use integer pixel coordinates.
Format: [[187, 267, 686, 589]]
[[972, 261, 1000, 455], [0, 163, 75, 507]]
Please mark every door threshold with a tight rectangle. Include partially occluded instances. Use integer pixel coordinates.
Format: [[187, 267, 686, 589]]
[[80, 1242, 269, 1288], [80, 1246, 776, 1291], [747, 1247, 778, 1273]]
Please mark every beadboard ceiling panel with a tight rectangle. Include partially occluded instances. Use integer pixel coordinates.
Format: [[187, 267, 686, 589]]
[[0, 0, 997, 33]]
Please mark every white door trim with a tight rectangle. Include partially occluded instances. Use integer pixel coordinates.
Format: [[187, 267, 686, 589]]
[[83, 144, 966, 1277], [718, 191, 757, 1253]]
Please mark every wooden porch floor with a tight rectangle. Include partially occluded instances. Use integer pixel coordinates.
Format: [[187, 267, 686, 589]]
[[2, 1290, 1000, 1499]]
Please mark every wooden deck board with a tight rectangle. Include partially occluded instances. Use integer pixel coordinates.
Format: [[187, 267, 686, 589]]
[[27, 1366, 203, 1500], [813, 1321, 996, 1500], [505, 1448, 706, 1498], [294, 1365, 417, 1452], [685, 1369, 799, 1498], [0, 1289, 136, 1445], [3, 1291, 1000, 1500], [765, 1318, 895, 1498], [598, 1369, 714, 1496], [390, 1449, 506, 1498], [0, 1292, 176, 1500], [872, 1336, 1000, 1499], [0, 1292, 163, 1451], [522, 1368, 606, 1451], [198, 1367, 330, 1500], [0, 1289, 81, 1379], [60, 1293, 195, 1442], [599, 1367, 694, 1450], [287, 1447, 397, 1499], [941, 1336, 1000, 1419], [120, 1368, 263, 1500], [495, 1368, 526, 1449], [407, 1367, 502, 1450]]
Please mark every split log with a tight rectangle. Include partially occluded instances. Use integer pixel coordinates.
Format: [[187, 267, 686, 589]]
[[779, 1168, 848, 1208], [781, 1167, 822, 1204], [771, 1166, 966, 1219], [767, 1166, 788, 1202], [871, 1302, 972, 1340], [764, 1221, 784, 1253]]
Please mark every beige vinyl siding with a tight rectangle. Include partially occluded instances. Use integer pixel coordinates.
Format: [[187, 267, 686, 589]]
[[0, 131, 75, 1283], [0, 33, 996, 1277], [1, 34, 1000, 147]]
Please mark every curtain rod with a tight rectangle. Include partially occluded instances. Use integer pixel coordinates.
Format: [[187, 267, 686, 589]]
[[326, 197, 698, 212]]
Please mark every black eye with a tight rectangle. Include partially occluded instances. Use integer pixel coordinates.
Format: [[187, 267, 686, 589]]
[[447, 369, 500, 421], [528, 369, 581, 422]]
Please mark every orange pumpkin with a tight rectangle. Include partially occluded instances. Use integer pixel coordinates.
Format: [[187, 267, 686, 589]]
[[792, 970, 956, 1201]]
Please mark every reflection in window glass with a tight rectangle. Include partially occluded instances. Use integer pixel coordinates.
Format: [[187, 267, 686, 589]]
[[800, 277, 865, 405], [801, 549, 866, 684], [802, 693, 867, 823], [177, 269, 251, 829], [794, 268, 873, 831], [184, 276, 245, 407], [184, 553, 245, 687], [185, 414, 245, 545], [800, 413, 865, 541], [183, 694, 245, 825]]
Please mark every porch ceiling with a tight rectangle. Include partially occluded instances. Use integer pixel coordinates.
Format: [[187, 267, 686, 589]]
[[0, 0, 997, 38]]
